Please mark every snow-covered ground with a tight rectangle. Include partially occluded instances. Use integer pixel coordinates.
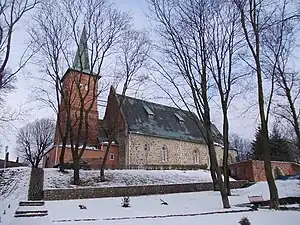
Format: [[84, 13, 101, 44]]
[[44, 168, 235, 189], [0, 167, 31, 224], [10, 179, 300, 225], [1, 167, 300, 225], [0, 167, 30, 201]]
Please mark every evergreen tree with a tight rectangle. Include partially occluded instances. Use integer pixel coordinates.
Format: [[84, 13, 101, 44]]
[[250, 127, 264, 160], [250, 125, 294, 162]]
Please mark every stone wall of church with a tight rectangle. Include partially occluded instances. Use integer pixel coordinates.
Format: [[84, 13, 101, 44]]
[[127, 133, 237, 168]]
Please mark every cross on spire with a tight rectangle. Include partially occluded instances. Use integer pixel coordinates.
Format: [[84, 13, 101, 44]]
[[73, 26, 90, 73]]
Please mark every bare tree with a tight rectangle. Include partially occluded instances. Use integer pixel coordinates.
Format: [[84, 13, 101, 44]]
[[30, 0, 132, 184], [16, 118, 55, 168], [229, 133, 252, 161], [262, 0, 300, 159], [0, 0, 39, 94], [0, 102, 24, 144], [0, 67, 16, 101], [100, 29, 150, 181], [148, 0, 230, 208], [233, 0, 281, 209], [29, 0, 73, 172], [206, 0, 249, 195], [0, 0, 38, 138]]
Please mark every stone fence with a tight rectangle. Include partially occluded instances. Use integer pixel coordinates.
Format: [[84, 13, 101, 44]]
[[44, 180, 248, 201], [28, 168, 44, 201]]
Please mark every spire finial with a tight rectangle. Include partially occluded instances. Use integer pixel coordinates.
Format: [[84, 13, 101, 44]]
[[73, 25, 90, 73]]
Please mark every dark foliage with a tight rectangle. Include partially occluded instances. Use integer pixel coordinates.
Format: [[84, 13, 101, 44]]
[[79, 204, 87, 209], [250, 126, 294, 162], [239, 217, 251, 225], [121, 196, 130, 207]]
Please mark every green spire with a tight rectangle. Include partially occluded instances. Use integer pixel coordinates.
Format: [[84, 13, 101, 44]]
[[73, 26, 90, 73]]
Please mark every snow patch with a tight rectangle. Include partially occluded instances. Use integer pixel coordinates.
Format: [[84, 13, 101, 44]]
[[43, 179, 300, 225], [0, 167, 31, 225], [44, 168, 234, 189]]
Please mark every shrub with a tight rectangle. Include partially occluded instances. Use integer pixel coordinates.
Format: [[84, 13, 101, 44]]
[[239, 217, 251, 225], [121, 196, 130, 207]]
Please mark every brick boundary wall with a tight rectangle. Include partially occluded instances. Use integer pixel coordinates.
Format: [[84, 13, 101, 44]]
[[44, 180, 248, 201]]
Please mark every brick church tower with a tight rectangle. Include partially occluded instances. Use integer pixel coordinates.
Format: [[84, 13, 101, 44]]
[[43, 27, 119, 169], [54, 26, 100, 148]]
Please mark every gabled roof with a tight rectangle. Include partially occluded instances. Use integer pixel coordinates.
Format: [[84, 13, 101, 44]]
[[117, 94, 223, 144]]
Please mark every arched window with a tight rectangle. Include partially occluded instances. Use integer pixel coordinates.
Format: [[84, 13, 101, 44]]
[[162, 145, 167, 162], [194, 150, 199, 164]]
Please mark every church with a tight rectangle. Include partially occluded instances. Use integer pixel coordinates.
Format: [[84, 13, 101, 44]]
[[42, 28, 237, 169]]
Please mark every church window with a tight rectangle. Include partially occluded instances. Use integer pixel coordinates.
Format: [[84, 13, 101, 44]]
[[110, 153, 115, 160], [162, 145, 167, 162], [194, 150, 199, 164]]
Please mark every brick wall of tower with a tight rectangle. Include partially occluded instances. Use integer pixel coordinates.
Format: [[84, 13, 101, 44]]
[[43, 144, 119, 169], [54, 69, 99, 147]]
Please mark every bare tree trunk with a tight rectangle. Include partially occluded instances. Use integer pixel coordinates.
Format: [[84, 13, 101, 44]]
[[203, 90, 230, 207], [222, 111, 231, 195], [284, 82, 300, 158], [257, 61, 279, 209], [210, 165, 218, 190], [59, 141, 66, 172], [73, 157, 80, 185], [100, 139, 113, 181], [207, 129, 230, 208], [57, 112, 68, 172], [235, 0, 280, 209]]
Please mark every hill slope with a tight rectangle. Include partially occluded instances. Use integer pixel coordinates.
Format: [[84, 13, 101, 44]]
[[0, 167, 30, 224]]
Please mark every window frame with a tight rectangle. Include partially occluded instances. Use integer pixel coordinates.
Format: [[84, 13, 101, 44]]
[[143, 105, 155, 119], [174, 112, 184, 122], [109, 153, 115, 160], [162, 145, 168, 162], [194, 150, 199, 164]]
